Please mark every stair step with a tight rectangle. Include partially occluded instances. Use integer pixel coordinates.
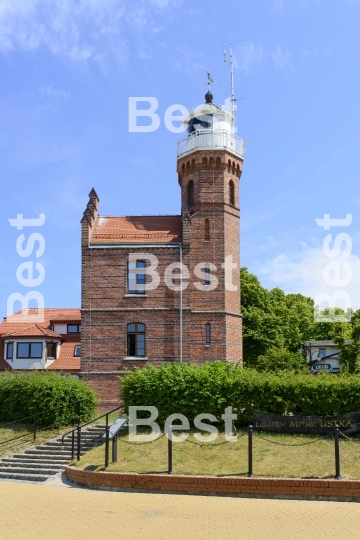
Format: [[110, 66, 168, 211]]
[[0, 471, 49, 482], [0, 466, 59, 475], [12, 454, 69, 462], [0, 422, 110, 484], [0, 461, 64, 470]]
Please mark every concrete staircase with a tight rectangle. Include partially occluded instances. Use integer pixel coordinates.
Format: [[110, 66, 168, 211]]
[[0, 424, 106, 483]]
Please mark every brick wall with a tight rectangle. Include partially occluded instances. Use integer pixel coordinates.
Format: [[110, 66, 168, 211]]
[[65, 467, 360, 502], [81, 149, 243, 405]]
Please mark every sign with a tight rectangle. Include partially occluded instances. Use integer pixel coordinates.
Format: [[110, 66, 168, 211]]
[[253, 411, 360, 435], [311, 363, 331, 371], [103, 418, 128, 440]]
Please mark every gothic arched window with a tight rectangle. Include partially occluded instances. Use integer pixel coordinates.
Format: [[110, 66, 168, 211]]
[[229, 180, 235, 206], [205, 219, 210, 241], [188, 181, 194, 206]]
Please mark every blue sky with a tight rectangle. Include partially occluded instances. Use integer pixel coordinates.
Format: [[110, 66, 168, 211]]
[[1, 0, 360, 313]]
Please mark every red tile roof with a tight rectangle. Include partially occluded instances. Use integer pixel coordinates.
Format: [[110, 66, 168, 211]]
[[47, 341, 81, 371], [91, 215, 182, 244], [2, 324, 63, 339], [0, 309, 81, 373], [0, 308, 81, 336]]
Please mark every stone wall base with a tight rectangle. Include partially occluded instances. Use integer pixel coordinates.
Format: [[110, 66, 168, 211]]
[[65, 467, 360, 502]]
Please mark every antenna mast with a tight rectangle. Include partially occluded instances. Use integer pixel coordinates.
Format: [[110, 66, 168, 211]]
[[223, 42, 235, 120]]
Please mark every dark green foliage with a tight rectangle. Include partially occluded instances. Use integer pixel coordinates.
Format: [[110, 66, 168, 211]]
[[254, 347, 307, 373], [120, 362, 360, 426], [241, 268, 317, 366], [333, 309, 360, 373], [0, 372, 97, 426], [240, 268, 358, 366]]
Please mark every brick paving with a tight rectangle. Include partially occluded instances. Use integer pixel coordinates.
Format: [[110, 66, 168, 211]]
[[1, 478, 360, 539]]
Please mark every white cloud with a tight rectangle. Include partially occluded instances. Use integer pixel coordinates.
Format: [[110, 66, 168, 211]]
[[258, 246, 360, 310], [39, 85, 70, 100], [234, 42, 263, 72], [0, 0, 179, 63], [272, 45, 294, 72]]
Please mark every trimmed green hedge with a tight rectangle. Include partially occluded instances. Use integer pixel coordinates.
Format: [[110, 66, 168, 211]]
[[0, 372, 97, 426], [120, 362, 360, 425]]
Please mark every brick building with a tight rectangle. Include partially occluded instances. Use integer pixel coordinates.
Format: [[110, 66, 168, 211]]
[[81, 91, 244, 406]]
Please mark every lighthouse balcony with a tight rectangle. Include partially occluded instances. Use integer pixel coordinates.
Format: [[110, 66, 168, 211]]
[[177, 129, 244, 160]]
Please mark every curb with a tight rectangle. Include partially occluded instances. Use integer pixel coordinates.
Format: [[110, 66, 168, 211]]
[[65, 467, 360, 502]]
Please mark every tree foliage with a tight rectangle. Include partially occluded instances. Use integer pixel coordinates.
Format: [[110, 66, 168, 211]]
[[241, 268, 317, 366], [254, 347, 308, 373], [240, 268, 360, 369]]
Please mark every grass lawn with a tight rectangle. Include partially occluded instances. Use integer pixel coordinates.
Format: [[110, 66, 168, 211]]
[[73, 429, 360, 479]]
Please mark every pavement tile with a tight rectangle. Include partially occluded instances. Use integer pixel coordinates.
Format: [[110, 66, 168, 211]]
[[1, 479, 360, 539]]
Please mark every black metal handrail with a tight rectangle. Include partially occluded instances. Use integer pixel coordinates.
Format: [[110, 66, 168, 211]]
[[0, 401, 82, 448], [61, 405, 123, 462]]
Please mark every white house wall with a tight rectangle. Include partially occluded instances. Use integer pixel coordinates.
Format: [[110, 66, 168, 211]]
[[4, 339, 60, 370]]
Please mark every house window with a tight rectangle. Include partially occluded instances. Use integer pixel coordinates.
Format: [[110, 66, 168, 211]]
[[128, 261, 146, 294], [206, 324, 211, 346], [68, 324, 81, 333], [187, 181, 194, 206], [46, 342, 57, 358], [205, 265, 210, 286], [6, 342, 13, 360], [127, 323, 145, 357], [229, 180, 235, 206], [205, 219, 210, 241], [17, 342, 43, 359], [74, 345, 81, 357], [319, 348, 326, 358]]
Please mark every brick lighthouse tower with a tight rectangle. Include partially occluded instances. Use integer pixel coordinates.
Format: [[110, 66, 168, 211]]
[[176, 81, 244, 363], [80, 72, 244, 406]]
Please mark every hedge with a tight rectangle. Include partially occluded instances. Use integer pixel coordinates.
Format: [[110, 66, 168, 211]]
[[0, 372, 97, 427], [120, 362, 360, 426]]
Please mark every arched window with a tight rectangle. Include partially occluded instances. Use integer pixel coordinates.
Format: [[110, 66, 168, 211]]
[[227, 159, 231, 173], [205, 219, 210, 241], [191, 159, 195, 169], [203, 157, 207, 165], [229, 180, 235, 206], [127, 323, 145, 358], [205, 323, 211, 346], [216, 157, 221, 168], [187, 181, 194, 206], [209, 157, 214, 165]]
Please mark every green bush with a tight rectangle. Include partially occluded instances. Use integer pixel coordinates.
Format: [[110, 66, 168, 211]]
[[0, 372, 97, 426], [254, 347, 307, 373], [120, 362, 360, 426]]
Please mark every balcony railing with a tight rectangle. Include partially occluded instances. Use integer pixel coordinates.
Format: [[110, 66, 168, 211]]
[[177, 129, 244, 159]]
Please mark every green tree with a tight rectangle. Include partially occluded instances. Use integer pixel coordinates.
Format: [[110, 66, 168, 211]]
[[241, 268, 317, 366], [333, 309, 360, 373]]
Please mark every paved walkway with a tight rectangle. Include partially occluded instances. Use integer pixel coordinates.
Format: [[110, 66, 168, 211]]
[[1, 478, 360, 539]]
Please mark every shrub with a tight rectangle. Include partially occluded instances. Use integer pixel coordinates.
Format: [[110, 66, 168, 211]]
[[0, 372, 97, 426], [120, 362, 360, 426], [254, 347, 307, 373]]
